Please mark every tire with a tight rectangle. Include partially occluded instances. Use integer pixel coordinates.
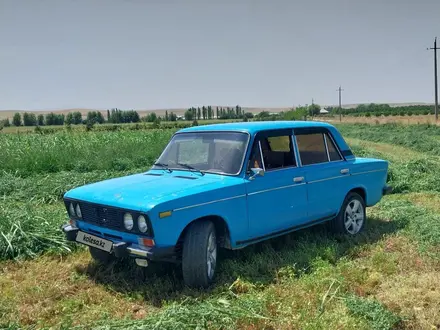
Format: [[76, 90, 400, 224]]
[[182, 221, 217, 288], [330, 192, 366, 235], [89, 247, 115, 264]]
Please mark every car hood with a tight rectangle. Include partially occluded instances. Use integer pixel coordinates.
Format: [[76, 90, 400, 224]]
[[64, 170, 241, 211]]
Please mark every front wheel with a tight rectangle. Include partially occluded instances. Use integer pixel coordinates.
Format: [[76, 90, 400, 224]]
[[182, 221, 217, 288], [331, 192, 366, 235]]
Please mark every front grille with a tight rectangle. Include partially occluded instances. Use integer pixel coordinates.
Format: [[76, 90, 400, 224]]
[[64, 199, 153, 236], [81, 203, 123, 231]]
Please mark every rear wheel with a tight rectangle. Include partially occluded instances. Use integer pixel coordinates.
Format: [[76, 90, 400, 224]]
[[182, 221, 217, 288], [331, 192, 366, 235], [89, 247, 115, 264]]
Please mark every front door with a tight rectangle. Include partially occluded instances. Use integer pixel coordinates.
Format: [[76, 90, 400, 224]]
[[245, 129, 308, 240]]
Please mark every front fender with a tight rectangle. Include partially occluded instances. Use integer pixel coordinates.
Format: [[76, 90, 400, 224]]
[[151, 194, 248, 248]]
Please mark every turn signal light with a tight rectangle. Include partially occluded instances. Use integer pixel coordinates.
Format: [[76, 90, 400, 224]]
[[139, 238, 155, 247]]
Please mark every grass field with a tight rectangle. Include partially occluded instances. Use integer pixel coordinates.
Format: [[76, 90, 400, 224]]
[[0, 123, 439, 329], [321, 114, 439, 126]]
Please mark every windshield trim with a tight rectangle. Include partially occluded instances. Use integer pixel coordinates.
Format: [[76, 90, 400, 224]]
[[152, 130, 251, 177]]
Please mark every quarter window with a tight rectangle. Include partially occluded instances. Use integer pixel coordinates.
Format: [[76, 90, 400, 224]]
[[296, 133, 328, 165], [325, 134, 342, 161], [248, 141, 264, 170]]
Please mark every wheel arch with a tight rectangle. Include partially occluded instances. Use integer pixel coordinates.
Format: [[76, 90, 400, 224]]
[[337, 186, 367, 212], [348, 187, 367, 202], [175, 215, 231, 259]]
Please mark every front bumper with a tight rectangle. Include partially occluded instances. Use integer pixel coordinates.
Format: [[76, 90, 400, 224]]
[[383, 185, 393, 195], [61, 224, 176, 262]]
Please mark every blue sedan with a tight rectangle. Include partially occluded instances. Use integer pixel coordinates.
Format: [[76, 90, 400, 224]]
[[62, 121, 391, 288]]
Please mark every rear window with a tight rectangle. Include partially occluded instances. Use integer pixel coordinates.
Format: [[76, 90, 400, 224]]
[[296, 133, 328, 165]]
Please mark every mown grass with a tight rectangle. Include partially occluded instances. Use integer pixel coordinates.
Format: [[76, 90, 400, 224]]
[[1, 123, 440, 329], [336, 122, 440, 156]]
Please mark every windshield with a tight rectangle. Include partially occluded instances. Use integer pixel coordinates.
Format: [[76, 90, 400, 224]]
[[154, 131, 249, 175]]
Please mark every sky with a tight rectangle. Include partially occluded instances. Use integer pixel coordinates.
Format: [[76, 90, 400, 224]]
[[1, 0, 440, 110]]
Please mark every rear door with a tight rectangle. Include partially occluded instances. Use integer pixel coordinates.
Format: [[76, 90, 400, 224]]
[[245, 129, 308, 239], [294, 127, 349, 221]]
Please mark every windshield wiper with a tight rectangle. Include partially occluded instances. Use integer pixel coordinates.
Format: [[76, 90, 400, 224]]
[[153, 162, 172, 173], [177, 163, 205, 176]]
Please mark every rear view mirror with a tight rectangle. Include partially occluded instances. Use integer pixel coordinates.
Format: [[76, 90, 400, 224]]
[[249, 167, 265, 180]]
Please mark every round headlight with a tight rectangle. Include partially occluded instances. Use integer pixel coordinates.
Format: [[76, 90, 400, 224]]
[[69, 203, 76, 217], [137, 215, 148, 233], [123, 213, 134, 230], [75, 204, 82, 218]]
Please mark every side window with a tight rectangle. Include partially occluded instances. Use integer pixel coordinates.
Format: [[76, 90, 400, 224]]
[[261, 135, 296, 170], [325, 134, 342, 161], [296, 133, 328, 165], [248, 141, 263, 170], [267, 136, 291, 152]]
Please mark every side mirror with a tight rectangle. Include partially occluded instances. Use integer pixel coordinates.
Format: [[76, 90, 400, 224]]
[[249, 167, 265, 180]]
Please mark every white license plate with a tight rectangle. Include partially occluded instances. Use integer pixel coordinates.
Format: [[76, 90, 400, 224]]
[[76, 231, 113, 252]]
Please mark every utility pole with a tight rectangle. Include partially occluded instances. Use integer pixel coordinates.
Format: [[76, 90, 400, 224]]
[[337, 86, 343, 122], [428, 37, 439, 121]]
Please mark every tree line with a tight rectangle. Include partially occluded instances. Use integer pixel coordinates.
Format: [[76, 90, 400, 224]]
[[326, 104, 436, 117], [8, 109, 142, 127], [6, 105, 252, 127], [183, 105, 250, 121]]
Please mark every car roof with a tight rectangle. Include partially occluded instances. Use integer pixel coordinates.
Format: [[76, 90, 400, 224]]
[[178, 121, 334, 135]]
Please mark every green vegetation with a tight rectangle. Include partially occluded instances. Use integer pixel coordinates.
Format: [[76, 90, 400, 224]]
[[0, 129, 174, 176], [0, 123, 439, 329], [330, 103, 435, 117]]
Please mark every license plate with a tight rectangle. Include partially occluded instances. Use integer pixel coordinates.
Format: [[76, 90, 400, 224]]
[[76, 231, 113, 252]]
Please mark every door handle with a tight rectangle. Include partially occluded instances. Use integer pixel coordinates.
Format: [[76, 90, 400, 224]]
[[340, 168, 350, 174], [293, 176, 304, 183]]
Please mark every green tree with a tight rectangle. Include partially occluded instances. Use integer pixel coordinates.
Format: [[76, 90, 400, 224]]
[[236, 105, 241, 117], [107, 109, 111, 122], [2, 118, 11, 127], [45, 113, 56, 125], [283, 107, 308, 121], [87, 111, 104, 124], [169, 112, 177, 121], [23, 112, 37, 126], [184, 109, 194, 121], [145, 112, 157, 122], [37, 114, 45, 126], [198, 107, 202, 120], [73, 112, 82, 124], [45, 113, 64, 125], [308, 104, 321, 117], [66, 113, 74, 125], [165, 110, 169, 121], [256, 111, 270, 120], [12, 113, 22, 126]]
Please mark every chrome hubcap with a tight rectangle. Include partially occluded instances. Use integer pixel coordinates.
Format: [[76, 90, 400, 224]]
[[206, 232, 217, 279], [344, 199, 364, 234]]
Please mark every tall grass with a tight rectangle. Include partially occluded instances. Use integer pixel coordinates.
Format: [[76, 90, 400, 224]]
[[0, 129, 174, 176]]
